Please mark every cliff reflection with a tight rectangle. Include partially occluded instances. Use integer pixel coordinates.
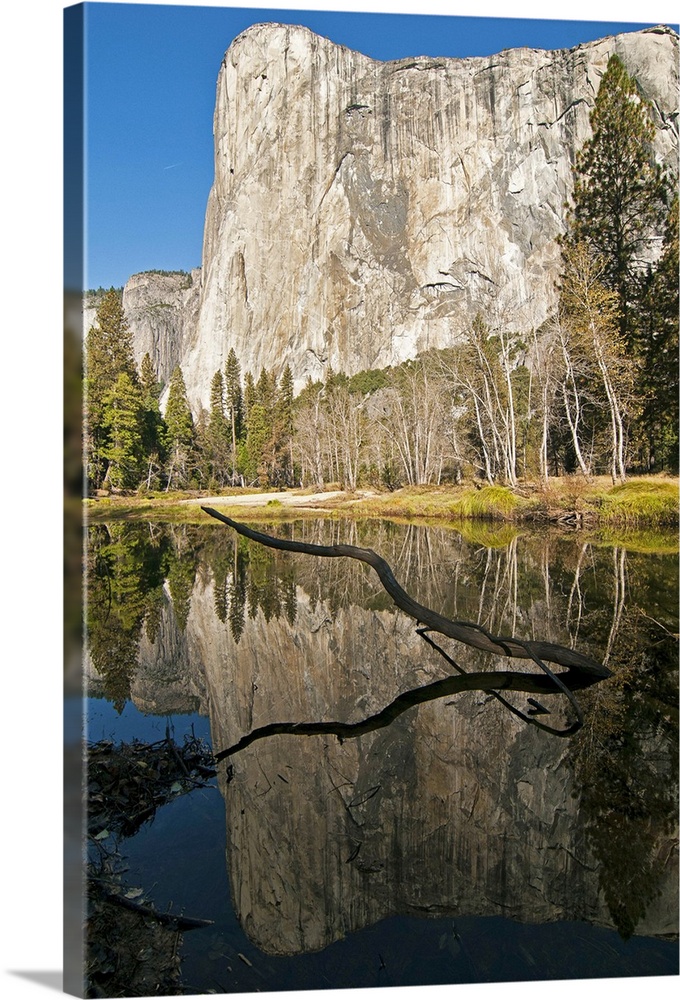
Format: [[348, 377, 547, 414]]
[[85, 519, 678, 954]]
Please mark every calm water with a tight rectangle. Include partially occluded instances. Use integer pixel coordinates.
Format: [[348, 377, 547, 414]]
[[83, 517, 679, 994]]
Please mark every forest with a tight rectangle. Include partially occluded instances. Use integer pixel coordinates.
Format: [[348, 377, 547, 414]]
[[83, 55, 678, 497]]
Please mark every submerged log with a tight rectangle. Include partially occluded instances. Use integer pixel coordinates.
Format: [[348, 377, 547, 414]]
[[202, 508, 613, 740], [201, 507, 609, 678], [98, 888, 214, 930]]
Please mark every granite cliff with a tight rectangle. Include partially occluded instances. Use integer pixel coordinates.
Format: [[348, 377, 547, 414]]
[[122, 270, 202, 390], [119, 23, 678, 410]]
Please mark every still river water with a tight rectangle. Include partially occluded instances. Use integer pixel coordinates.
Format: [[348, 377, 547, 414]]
[[83, 516, 679, 994]]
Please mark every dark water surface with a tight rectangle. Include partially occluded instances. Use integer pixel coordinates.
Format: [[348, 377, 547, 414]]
[[83, 517, 679, 994]]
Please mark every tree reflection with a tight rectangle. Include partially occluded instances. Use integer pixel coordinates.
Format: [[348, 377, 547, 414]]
[[165, 526, 199, 632], [86, 523, 170, 710], [568, 605, 678, 939]]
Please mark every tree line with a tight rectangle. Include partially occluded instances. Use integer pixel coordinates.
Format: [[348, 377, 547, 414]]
[[84, 54, 677, 495]]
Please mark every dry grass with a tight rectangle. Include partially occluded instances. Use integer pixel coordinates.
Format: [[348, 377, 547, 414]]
[[83, 475, 679, 530]]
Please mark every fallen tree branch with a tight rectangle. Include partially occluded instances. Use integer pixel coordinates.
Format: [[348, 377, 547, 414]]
[[201, 507, 609, 678]]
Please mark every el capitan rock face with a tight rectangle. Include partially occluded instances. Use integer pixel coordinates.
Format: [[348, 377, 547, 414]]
[[116, 23, 677, 409], [179, 22, 678, 408]]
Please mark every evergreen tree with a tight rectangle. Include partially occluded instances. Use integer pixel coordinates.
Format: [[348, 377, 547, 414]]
[[225, 348, 244, 481], [252, 367, 281, 483], [637, 196, 679, 470], [206, 369, 231, 484], [86, 289, 138, 411], [138, 352, 166, 487], [163, 366, 195, 489], [190, 406, 213, 490], [239, 370, 263, 483], [209, 367, 226, 421], [164, 366, 194, 447], [276, 364, 295, 484], [255, 367, 276, 418], [243, 403, 270, 486], [100, 372, 146, 489], [566, 54, 670, 348], [85, 288, 138, 489], [243, 371, 256, 422], [139, 351, 158, 395]]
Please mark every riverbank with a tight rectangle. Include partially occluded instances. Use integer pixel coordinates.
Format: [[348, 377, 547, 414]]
[[84, 475, 678, 529]]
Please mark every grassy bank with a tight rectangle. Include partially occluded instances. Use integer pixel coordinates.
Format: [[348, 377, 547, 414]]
[[315, 476, 679, 528], [83, 475, 678, 530]]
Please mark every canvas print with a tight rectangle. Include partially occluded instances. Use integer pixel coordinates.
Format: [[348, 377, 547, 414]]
[[64, 1, 679, 996]]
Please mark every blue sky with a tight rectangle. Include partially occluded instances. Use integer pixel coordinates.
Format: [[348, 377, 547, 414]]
[[76, 1, 678, 290]]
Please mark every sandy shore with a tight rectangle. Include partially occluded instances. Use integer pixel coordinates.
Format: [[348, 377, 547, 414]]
[[180, 490, 349, 507]]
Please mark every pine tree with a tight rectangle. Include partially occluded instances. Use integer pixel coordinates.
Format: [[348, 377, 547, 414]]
[[139, 352, 156, 393], [277, 364, 295, 484], [637, 196, 679, 470], [163, 366, 195, 489], [255, 367, 275, 418], [164, 366, 194, 447], [243, 403, 270, 486], [138, 352, 166, 487], [206, 369, 231, 484], [253, 367, 280, 483], [224, 350, 244, 484], [224, 348, 244, 476], [243, 371, 256, 422], [210, 367, 226, 419], [566, 54, 670, 348], [100, 372, 146, 489], [85, 288, 139, 489], [86, 289, 138, 406]]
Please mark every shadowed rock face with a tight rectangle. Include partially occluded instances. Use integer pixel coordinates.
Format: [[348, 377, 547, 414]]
[[175, 22, 678, 407], [122, 270, 202, 394]]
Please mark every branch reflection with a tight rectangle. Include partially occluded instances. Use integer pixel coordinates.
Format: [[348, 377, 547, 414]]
[[215, 657, 604, 761]]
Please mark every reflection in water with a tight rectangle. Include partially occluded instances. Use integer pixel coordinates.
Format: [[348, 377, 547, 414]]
[[201, 510, 612, 741], [214, 655, 604, 761], [85, 518, 679, 980], [86, 522, 169, 710], [568, 595, 679, 940]]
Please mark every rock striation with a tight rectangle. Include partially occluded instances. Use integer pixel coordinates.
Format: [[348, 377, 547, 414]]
[[177, 22, 677, 408]]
